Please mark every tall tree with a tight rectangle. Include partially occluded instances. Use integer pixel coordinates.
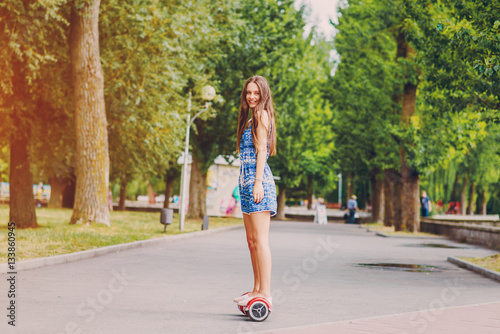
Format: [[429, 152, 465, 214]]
[[99, 0, 226, 215], [332, 0, 401, 224], [69, 0, 110, 225], [332, 0, 500, 222], [186, 0, 332, 219], [396, 22, 420, 232], [0, 1, 69, 228]]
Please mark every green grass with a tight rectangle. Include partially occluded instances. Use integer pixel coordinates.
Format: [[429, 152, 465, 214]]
[[0, 204, 242, 263], [461, 254, 500, 273], [362, 222, 438, 237]]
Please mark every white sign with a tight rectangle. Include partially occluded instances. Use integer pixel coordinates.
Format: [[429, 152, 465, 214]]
[[314, 204, 328, 224]]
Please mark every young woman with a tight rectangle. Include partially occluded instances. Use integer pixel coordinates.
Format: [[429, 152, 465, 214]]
[[234, 75, 277, 307]]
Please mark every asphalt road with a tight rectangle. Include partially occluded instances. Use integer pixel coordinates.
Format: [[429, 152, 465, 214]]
[[1, 221, 499, 334]]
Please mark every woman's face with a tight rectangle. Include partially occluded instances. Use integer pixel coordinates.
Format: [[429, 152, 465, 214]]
[[246, 82, 260, 109]]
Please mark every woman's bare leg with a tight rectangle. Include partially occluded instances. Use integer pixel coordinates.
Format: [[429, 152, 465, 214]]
[[243, 212, 260, 295], [249, 211, 272, 299]]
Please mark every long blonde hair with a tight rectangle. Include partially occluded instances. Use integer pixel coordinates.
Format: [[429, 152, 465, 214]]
[[236, 75, 277, 156]]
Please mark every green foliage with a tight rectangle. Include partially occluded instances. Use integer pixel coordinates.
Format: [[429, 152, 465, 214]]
[[411, 1, 500, 120], [332, 0, 500, 213], [408, 1, 500, 211], [193, 0, 336, 199], [99, 0, 229, 185], [331, 0, 401, 178], [2, 0, 497, 214], [450, 1, 500, 81], [463, 124, 500, 191], [0, 0, 69, 101], [0, 1, 74, 182], [269, 27, 337, 196]]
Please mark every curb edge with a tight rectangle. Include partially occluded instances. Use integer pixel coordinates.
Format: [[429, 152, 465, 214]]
[[447, 256, 500, 283], [371, 230, 443, 239]]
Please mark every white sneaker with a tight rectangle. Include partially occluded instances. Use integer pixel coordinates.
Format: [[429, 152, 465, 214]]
[[237, 294, 252, 306], [233, 292, 250, 303], [237, 295, 272, 307]]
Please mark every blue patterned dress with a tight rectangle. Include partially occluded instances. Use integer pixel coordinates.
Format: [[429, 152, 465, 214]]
[[239, 119, 278, 216]]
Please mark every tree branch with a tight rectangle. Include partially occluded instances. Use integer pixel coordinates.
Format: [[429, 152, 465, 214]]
[[474, 93, 500, 110]]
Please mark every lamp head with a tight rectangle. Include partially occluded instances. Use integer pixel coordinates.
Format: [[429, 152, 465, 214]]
[[201, 86, 216, 101]]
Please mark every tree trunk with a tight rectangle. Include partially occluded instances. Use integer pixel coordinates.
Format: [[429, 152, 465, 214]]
[[481, 189, 487, 215], [460, 173, 468, 215], [69, 0, 110, 225], [365, 179, 370, 211], [401, 155, 420, 232], [383, 169, 398, 227], [393, 172, 403, 232], [9, 111, 37, 228], [474, 187, 482, 214], [306, 192, 313, 210], [385, 169, 403, 231], [276, 184, 286, 220], [389, 28, 405, 230], [379, 178, 385, 224], [306, 176, 313, 210], [118, 179, 127, 211], [450, 173, 459, 202], [147, 181, 155, 204], [370, 169, 384, 224], [467, 180, 475, 215], [347, 171, 354, 200], [383, 170, 393, 227], [48, 177, 65, 208], [62, 175, 76, 209], [442, 168, 449, 202], [398, 32, 420, 232], [164, 171, 175, 209], [187, 154, 207, 219]]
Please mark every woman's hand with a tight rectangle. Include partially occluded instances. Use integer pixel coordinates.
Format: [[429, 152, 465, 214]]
[[253, 180, 264, 203], [253, 111, 268, 204]]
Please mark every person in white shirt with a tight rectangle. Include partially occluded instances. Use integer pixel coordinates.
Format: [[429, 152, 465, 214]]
[[347, 195, 359, 224]]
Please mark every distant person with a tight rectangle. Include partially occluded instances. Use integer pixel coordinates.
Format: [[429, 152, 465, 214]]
[[347, 195, 358, 224], [108, 187, 113, 211], [36, 182, 44, 207], [420, 190, 432, 217]]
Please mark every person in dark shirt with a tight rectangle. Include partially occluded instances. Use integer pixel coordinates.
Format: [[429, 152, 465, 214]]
[[420, 190, 432, 217]]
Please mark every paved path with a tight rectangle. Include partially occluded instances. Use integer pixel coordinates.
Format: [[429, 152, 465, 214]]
[[1, 222, 499, 334], [260, 301, 500, 333]]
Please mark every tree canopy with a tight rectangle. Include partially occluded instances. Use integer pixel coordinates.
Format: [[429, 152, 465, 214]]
[[1, 0, 499, 229]]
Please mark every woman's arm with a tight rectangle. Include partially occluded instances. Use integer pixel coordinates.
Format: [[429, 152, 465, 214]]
[[253, 111, 269, 203]]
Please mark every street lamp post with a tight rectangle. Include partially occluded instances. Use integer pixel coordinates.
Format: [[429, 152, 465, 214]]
[[179, 87, 216, 231], [179, 92, 192, 231], [338, 173, 342, 208]]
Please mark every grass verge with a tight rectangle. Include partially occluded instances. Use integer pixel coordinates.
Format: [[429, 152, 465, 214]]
[[362, 222, 438, 237], [461, 254, 500, 273], [0, 204, 242, 263]]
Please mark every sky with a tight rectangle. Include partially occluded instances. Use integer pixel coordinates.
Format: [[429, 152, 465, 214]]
[[295, 0, 343, 74], [295, 0, 342, 40]]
